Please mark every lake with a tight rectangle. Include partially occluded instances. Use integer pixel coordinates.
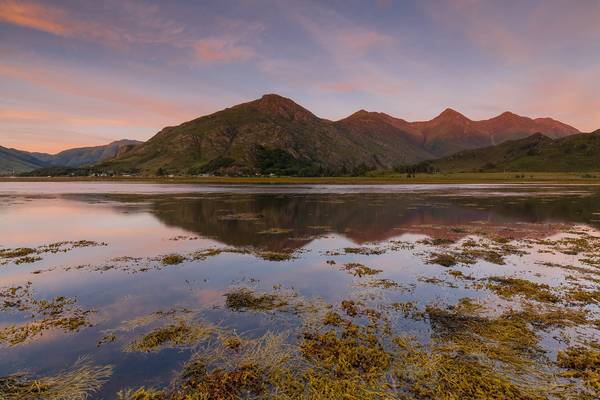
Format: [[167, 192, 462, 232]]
[[1, 183, 599, 399]]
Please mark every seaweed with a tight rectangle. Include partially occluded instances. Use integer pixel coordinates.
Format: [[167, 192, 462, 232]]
[[343, 247, 387, 256], [557, 344, 600, 396], [126, 320, 215, 352], [0, 241, 106, 266], [485, 276, 560, 303], [0, 283, 93, 346], [0, 357, 112, 400], [428, 253, 458, 267], [224, 288, 290, 312], [337, 263, 382, 277]]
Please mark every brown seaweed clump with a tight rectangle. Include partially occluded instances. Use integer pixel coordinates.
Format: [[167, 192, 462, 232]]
[[161, 254, 187, 265], [557, 344, 600, 396], [224, 288, 290, 312], [114, 293, 595, 400], [0, 357, 112, 400], [126, 320, 216, 352], [0, 283, 93, 346], [338, 262, 382, 278], [485, 276, 560, 303], [0, 240, 107, 266]]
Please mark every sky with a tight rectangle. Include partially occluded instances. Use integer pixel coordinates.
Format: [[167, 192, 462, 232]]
[[0, 0, 599, 153]]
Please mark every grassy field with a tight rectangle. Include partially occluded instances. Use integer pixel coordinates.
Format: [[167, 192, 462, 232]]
[[2, 172, 600, 185]]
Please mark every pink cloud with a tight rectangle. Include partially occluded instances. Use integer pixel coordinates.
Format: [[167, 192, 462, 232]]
[[318, 76, 405, 96], [0, 0, 67, 35], [0, 63, 193, 120], [0, 109, 147, 128], [0, 0, 263, 64], [0, 0, 187, 50], [195, 38, 255, 62], [337, 30, 393, 51]]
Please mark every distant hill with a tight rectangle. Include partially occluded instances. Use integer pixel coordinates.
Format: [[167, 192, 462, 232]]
[[0, 139, 141, 175], [421, 130, 600, 172], [97, 94, 579, 175], [0, 146, 47, 175]]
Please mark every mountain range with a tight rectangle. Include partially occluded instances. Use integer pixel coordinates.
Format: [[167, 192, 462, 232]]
[[0, 140, 141, 175], [94, 94, 579, 175], [1, 94, 587, 176]]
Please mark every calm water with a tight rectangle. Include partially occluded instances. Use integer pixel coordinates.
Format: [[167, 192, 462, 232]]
[[1, 183, 599, 398]]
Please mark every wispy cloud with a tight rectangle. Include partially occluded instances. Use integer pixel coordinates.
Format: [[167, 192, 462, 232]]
[[195, 38, 254, 62], [0, 62, 194, 120], [259, 2, 410, 98], [0, 0, 261, 62], [423, 0, 600, 63], [0, 0, 67, 35], [0, 0, 186, 49]]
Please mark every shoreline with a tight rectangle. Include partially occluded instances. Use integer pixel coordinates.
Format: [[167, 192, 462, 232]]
[[1, 172, 600, 185]]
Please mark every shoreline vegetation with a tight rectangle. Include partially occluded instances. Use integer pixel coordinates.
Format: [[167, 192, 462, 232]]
[[2, 172, 600, 185]]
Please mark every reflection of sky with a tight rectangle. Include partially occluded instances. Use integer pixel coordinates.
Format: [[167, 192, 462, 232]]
[[1, 186, 600, 397]]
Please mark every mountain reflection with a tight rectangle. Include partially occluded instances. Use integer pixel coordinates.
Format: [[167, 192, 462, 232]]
[[110, 190, 600, 251]]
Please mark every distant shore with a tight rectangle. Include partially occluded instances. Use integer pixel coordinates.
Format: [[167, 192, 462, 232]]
[[2, 172, 600, 185]]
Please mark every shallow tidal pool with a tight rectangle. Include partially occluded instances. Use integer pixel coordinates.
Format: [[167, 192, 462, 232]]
[[0, 183, 599, 399]]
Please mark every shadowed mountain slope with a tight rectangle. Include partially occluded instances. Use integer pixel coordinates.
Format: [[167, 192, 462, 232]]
[[423, 130, 600, 172], [0, 146, 47, 175], [0, 140, 141, 175]]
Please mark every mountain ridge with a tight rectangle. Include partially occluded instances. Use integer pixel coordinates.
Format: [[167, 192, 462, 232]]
[[95, 94, 581, 175], [3, 94, 583, 176], [0, 139, 141, 175]]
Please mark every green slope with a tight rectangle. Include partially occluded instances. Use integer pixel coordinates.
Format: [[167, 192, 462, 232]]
[[0, 146, 47, 175], [424, 130, 600, 172]]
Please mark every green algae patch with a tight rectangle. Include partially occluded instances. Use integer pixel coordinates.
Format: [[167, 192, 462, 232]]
[[485, 276, 560, 303], [0, 357, 112, 400]]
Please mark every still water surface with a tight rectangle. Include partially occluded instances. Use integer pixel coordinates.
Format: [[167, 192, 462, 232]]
[[0, 183, 599, 398]]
